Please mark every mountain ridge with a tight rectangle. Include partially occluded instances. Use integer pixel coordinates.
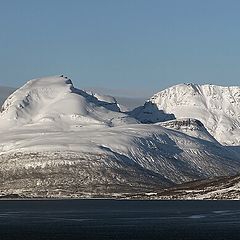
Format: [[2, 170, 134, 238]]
[[0, 76, 239, 198], [133, 83, 240, 146]]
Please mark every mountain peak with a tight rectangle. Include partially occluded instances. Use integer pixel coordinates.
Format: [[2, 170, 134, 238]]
[[0, 78, 239, 198], [0, 76, 136, 128], [133, 83, 240, 145], [19, 75, 73, 90]]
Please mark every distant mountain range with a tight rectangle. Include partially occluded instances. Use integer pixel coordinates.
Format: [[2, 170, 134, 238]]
[[0, 76, 239, 199]]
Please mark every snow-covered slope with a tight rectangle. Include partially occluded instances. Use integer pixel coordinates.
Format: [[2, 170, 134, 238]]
[[133, 83, 240, 145], [0, 124, 239, 198], [0, 77, 239, 198], [0, 76, 137, 129], [157, 118, 218, 143]]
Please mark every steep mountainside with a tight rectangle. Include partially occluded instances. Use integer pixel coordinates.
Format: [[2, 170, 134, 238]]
[[0, 76, 239, 198], [157, 118, 219, 143], [132, 83, 240, 146], [0, 76, 137, 129]]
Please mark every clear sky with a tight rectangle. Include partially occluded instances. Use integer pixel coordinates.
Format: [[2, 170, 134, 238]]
[[0, 0, 240, 96]]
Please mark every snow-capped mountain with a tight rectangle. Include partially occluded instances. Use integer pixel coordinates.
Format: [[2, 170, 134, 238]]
[[0, 76, 239, 198], [133, 83, 240, 146], [0, 76, 137, 129]]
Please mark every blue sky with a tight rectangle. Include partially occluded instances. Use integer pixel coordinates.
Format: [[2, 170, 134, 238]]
[[0, 0, 240, 96]]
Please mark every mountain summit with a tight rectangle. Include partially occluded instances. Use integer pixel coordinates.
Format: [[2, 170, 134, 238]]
[[0, 75, 137, 129], [0, 77, 239, 198], [133, 83, 240, 145]]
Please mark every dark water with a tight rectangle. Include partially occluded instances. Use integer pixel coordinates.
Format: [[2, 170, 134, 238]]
[[0, 200, 240, 240]]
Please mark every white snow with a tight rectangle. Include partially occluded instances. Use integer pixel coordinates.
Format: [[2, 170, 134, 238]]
[[0, 76, 239, 192], [138, 83, 240, 146], [0, 75, 137, 129], [156, 118, 219, 143]]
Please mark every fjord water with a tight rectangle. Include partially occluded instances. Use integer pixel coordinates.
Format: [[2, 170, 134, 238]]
[[0, 200, 240, 240]]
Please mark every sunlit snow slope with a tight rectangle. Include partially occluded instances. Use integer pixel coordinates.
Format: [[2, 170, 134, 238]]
[[133, 83, 240, 145], [0, 76, 239, 198], [0, 76, 137, 129]]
